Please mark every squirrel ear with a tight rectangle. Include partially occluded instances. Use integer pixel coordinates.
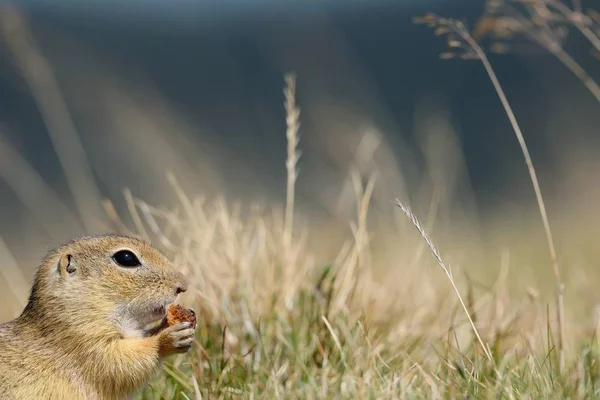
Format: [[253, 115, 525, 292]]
[[58, 254, 76, 277]]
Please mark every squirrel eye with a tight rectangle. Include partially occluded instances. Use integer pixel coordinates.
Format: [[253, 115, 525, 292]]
[[112, 250, 142, 268]]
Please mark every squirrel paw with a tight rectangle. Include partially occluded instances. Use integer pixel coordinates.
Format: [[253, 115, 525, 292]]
[[158, 322, 196, 357]]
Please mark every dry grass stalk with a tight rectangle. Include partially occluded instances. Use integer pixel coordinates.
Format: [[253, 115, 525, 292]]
[[333, 169, 377, 315], [281, 72, 301, 304], [543, 0, 600, 53], [283, 72, 300, 249], [474, 0, 600, 103], [394, 199, 495, 365], [102, 199, 132, 235], [124, 188, 151, 241], [414, 12, 566, 372]]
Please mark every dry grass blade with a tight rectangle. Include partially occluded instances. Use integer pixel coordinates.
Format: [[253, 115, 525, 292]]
[[394, 199, 495, 365], [321, 316, 347, 368]]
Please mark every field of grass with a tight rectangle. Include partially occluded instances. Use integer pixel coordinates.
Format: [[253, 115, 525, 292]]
[[123, 180, 600, 398], [126, 163, 600, 399], [128, 74, 600, 398], [2, 2, 600, 399]]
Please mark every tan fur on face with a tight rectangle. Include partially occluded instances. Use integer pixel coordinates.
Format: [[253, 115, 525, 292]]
[[0, 234, 193, 400]]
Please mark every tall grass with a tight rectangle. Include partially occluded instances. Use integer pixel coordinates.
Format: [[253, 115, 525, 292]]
[[415, 11, 567, 373], [120, 74, 600, 397], [119, 116, 600, 398]]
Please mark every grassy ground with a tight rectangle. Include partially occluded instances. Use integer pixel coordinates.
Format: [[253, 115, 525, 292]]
[[124, 181, 600, 399], [128, 67, 600, 397], [122, 73, 600, 396]]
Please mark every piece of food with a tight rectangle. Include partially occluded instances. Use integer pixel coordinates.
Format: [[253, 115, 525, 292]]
[[166, 304, 197, 328]]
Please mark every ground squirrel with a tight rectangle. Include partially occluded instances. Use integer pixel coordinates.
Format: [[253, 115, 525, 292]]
[[0, 234, 196, 399]]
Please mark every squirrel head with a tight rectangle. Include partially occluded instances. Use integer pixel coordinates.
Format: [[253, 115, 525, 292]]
[[21, 234, 189, 338]]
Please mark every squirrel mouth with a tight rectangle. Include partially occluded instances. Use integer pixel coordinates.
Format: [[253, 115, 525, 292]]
[[149, 305, 167, 321], [137, 296, 177, 329], [140, 305, 168, 331]]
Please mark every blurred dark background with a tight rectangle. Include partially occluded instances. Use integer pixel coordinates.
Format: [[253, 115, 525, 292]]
[[1, 0, 599, 280]]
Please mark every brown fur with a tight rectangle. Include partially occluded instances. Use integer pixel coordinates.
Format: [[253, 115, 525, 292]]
[[0, 234, 195, 399]]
